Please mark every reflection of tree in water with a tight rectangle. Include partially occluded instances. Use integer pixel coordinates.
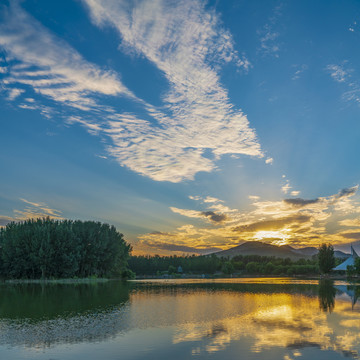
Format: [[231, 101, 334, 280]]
[[318, 279, 336, 313], [0, 281, 131, 348], [0, 281, 131, 320]]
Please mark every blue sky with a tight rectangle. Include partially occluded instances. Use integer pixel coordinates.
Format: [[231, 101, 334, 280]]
[[1, 0, 360, 255]]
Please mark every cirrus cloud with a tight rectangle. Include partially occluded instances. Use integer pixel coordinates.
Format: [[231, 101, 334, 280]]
[[1, 0, 263, 183], [0, 2, 134, 111], [80, 0, 263, 182]]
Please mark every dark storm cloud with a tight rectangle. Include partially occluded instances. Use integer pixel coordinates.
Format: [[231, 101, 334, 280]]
[[232, 215, 311, 232], [283, 198, 320, 207], [201, 211, 227, 223], [284, 186, 358, 208], [337, 186, 358, 198]]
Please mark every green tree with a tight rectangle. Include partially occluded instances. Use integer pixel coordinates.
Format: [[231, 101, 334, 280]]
[[221, 261, 234, 274], [346, 265, 356, 277], [168, 265, 176, 274], [0, 218, 131, 279], [265, 262, 275, 274], [354, 257, 360, 275], [318, 243, 335, 274], [245, 262, 258, 274], [232, 260, 244, 271]]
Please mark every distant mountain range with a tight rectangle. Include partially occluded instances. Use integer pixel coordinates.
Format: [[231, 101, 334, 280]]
[[212, 241, 349, 259]]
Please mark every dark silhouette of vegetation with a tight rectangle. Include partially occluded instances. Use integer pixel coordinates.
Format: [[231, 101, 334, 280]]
[[128, 254, 221, 275], [0, 218, 132, 279], [128, 253, 319, 276], [318, 243, 335, 274]]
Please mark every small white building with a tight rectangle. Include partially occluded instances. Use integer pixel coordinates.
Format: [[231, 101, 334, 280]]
[[333, 246, 358, 271]]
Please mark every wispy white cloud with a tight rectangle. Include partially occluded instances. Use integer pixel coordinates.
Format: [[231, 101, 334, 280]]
[[281, 180, 291, 194], [349, 20, 358, 32], [326, 64, 349, 83], [0, 2, 134, 111], [265, 157, 273, 165], [292, 64, 308, 80], [189, 195, 223, 204], [258, 4, 283, 57], [0, 198, 63, 227], [1, 0, 262, 183], [326, 63, 360, 106], [203, 196, 224, 204], [342, 85, 360, 106], [16, 198, 63, 218], [7, 87, 24, 100], [65, 116, 103, 136], [281, 177, 300, 196], [95, 154, 108, 159], [81, 0, 262, 182]]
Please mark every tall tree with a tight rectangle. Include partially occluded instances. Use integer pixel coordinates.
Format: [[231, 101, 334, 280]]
[[0, 218, 132, 279], [318, 243, 335, 274]]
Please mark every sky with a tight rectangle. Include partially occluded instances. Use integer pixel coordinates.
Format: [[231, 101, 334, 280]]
[[1, 0, 360, 255]]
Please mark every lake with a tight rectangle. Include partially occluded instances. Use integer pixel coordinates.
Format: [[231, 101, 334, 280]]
[[0, 278, 359, 360]]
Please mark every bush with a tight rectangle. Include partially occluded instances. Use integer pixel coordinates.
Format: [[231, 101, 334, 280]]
[[121, 269, 136, 280]]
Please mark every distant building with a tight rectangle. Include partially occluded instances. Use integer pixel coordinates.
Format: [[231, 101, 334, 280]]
[[177, 266, 183, 273], [333, 245, 358, 271]]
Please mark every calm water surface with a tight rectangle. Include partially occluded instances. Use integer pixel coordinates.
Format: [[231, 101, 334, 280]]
[[0, 278, 359, 360]]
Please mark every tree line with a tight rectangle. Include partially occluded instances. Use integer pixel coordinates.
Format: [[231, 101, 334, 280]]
[[0, 218, 132, 279], [0, 219, 348, 279], [128, 253, 320, 276]]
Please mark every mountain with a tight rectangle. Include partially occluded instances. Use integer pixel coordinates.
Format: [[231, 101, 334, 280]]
[[334, 241, 360, 255], [212, 241, 349, 259]]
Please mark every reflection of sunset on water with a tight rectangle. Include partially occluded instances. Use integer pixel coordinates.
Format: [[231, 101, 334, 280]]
[[1, 280, 360, 359], [129, 282, 360, 358]]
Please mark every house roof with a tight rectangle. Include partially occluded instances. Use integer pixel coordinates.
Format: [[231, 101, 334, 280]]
[[333, 246, 358, 271]]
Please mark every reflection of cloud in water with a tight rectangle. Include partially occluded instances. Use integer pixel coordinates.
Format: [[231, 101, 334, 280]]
[[340, 319, 360, 328], [171, 293, 360, 358]]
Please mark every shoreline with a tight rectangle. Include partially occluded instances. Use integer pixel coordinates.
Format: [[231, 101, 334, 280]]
[[135, 274, 351, 280], [1, 274, 358, 284], [2, 278, 112, 284]]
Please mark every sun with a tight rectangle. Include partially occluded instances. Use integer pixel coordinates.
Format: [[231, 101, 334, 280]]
[[253, 230, 291, 246]]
